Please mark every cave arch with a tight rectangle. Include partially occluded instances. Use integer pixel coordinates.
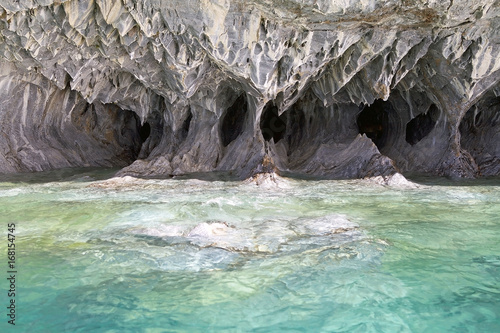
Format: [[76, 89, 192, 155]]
[[405, 104, 439, 145], [260, 102, 287, 143], [220, 94, 247, 147], [357, 99, 389, 150]]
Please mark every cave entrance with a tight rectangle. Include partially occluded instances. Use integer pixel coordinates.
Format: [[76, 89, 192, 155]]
[[357, 99, 389, 150], [284, 106, 306, 155], [178, 108, 192, 142], [220, 94, 247, 147], [135, 111, 164, 160], [139, 122, 151, 142], [260, 102, 287, 143], [405, 104, 439, 145]]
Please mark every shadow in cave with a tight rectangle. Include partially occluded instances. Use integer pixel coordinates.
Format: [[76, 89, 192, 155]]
[[0, 167, 121, 183], [178, 108, 193, 142], [406, 104, 439, 145], [139, 122, 151, 142], [220, 94, 247, 147], [357, 99, 389, 150], [135, 111, 164, 160], [260, 102, 287, 143], [284, 105, 306, 156]]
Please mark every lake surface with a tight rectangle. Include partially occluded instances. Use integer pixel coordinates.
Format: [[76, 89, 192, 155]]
[[1, 169, 499, 332]]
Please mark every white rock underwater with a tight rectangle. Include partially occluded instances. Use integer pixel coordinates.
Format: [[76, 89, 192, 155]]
[[128, 214, 364, 255]]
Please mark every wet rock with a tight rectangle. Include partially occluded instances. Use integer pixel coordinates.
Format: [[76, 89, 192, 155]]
[[131, 224, 186, 238], [187, 222, 232, 238], [292, 214, 359, 236], [89, 175, 141, 188], [130, 216, 363, 254], [367, 172, 419, 188]]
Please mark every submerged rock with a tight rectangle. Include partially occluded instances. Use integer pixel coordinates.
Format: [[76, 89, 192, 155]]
[[131, 214, 363, 253], [186, 222, 256, 251], [366, 172, 419, 188], [89, 176, 141, 188], [1, 1, 500, 179], [291, 214, 359, 236], [187, 222, 233, 238], [242, 171, 292, 188], [131, 224, 186, 238]]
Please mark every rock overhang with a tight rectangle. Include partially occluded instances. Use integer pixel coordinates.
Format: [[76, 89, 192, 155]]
[[0, 0, 499, 179]]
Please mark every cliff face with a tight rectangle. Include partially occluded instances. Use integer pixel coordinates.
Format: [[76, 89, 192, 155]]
[[1, 0, 500, 178]]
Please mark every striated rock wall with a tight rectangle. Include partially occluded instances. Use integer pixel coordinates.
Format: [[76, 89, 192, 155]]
[[0, 0, 500, 178], [0, 61, 142, 172]]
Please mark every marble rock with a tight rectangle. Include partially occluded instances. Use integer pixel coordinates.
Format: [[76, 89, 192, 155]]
[[1, 0, 500, 179]]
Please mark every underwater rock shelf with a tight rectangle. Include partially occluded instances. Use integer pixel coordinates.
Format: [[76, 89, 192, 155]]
[[1, 0, 500, 179]]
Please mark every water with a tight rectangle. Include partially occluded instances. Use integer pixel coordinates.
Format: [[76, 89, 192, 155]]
[[1, 169, 499, 332]]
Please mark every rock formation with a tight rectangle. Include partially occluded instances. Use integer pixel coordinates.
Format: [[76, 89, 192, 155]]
[[1, 0, 499, 179]]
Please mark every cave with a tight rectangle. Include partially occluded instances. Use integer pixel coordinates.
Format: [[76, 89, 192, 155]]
[[284, 105, 306, 154], [459, 94, 500, 176], [220, 94, 247, 147], [139, 122, 151, 142], [357, 99, 389, 150], [179, 108, 193, 141], [1, 1, 500, 182], [260, 102, 287, 143], [136, 111, 165, 160], [405, 104, 438, 145]]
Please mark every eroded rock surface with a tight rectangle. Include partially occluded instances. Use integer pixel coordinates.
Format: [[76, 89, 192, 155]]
[[1, 0, 500, 178]]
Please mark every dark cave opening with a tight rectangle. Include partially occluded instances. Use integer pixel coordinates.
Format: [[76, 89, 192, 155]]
[[136, 111, 165, 160], [405, 104, 439, 145], [179, 108, 192, 141], [220, 94, 247, 147], [260, 102, 287, 143], [459, 95, 500, 176], [284, 106, 306, 155], [357, 99, 389, 150], [139, 122, 151, 142], [461, 96, 500, 132]]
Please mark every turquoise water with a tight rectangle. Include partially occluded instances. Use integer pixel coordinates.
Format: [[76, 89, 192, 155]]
[[1, 169, 499, 332]]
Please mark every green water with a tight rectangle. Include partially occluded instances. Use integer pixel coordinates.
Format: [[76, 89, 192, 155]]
[[1, 169, 499, 332]]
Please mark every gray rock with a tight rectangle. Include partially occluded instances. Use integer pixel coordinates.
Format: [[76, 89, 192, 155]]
[[0, 0, 499, 179]]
